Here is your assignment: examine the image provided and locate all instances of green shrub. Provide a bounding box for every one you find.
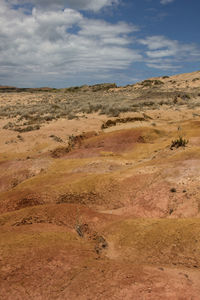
[153,80,164,85]
[170,136,188,150]
[141,80,152,87]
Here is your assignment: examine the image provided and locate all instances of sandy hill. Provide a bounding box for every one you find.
[0,71,200,299]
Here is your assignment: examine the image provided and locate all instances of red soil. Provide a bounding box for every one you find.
[1,110,200,299]
[65,129,145,158]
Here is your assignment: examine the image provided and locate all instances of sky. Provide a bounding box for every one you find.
[0,0,200,87]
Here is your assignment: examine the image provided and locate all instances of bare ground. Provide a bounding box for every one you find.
[1,71,200,299]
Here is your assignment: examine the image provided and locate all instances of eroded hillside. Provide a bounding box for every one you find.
[1,71,200,299]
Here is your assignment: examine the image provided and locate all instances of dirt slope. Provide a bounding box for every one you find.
[1,71,200,299]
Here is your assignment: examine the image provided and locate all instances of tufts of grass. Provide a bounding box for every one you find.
[49,135,64,143]
[1,80,197,132]
[170,136,188,150]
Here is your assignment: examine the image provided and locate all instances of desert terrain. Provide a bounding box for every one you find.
[1,71,200,299]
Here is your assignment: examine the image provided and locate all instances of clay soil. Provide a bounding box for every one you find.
[1,71,200,299]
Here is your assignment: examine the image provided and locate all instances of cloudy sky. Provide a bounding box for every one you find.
[0,0,200,87]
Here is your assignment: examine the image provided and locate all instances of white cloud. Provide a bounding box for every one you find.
[79,19,139,45]
[1,0,199,86]
[139,35,200,70]
[146,60,181,70]
[8,0,119,12]
[0,0,141,87]
[160,0,175,5]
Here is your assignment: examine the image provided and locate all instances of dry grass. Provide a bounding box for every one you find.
[104,218,200,267]
[0,84,198,133]
[0,74,200,132]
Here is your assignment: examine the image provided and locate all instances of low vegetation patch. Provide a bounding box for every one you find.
[51,131,97,158]
[170,136,188,150]
[141,79,164,87]
[49,135,64,143]
[101,116,149,129]
[0,78,198,132]
[3,122,40,132]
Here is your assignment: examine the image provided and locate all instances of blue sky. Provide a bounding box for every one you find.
[0,0,199,87]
